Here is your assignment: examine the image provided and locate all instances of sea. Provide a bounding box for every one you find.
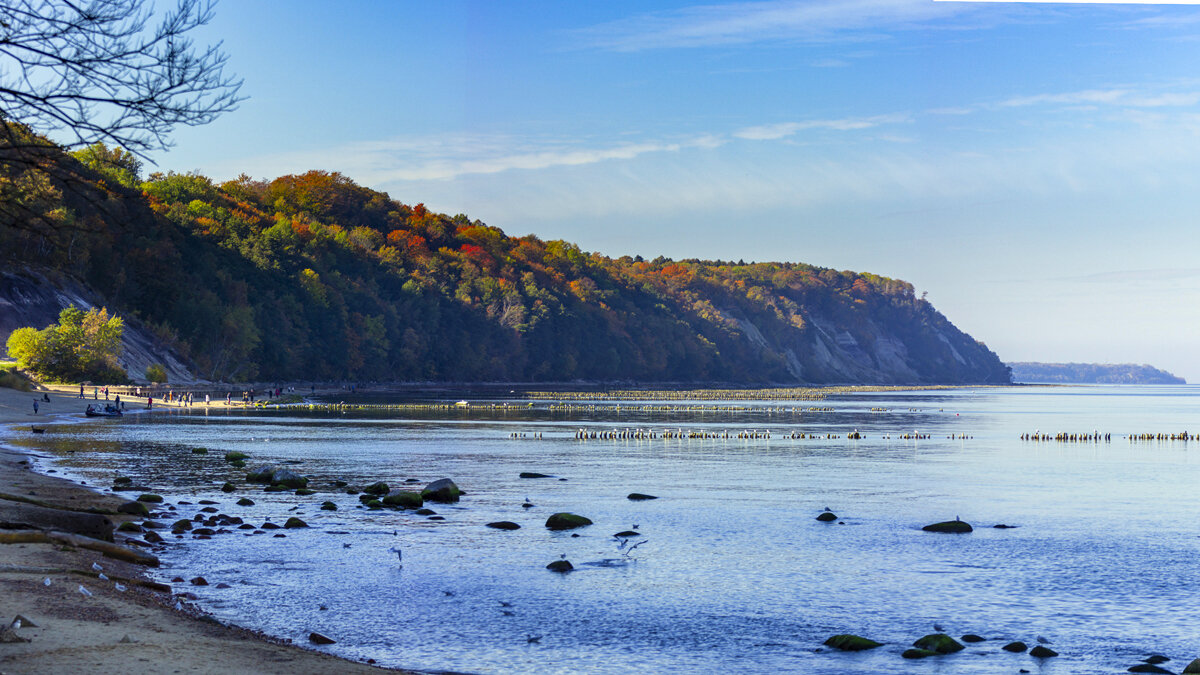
[8,384,1200,674]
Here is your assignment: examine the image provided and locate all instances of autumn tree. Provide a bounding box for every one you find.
[6,305,126,382]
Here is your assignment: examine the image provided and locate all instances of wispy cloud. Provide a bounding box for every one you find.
[732,114,905,140]
[571,0,977,51]
[997,88,1200,109]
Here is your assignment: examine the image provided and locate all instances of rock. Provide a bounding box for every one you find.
[627,493,657,501]
[236,497,255,506]
[363,482,390,496]
[0,501,116,541]
[427,515,445,521]
[117,521,143,532]
[486,521,521,530]
[200,506,219,513]
[545,513,593,530]
[171,518,194,531]
[960,634,985,643]
[117,500,150,517]
[1182,658,1200,673]
[816,512,837,522]
[224,451,249,462]
[415,508,436,516]
[10,614,37,628]
[198,500,218,505]
[261,522,280,530]
[421,478,461,503]
[137,493,164,503]
[546,560,573,572]
[823,634,884,651]
[1002,641,1028,653]
[901,649,940,659]
[1128,658,1176,667]
[193,528,215,535]
[0,626,30,643]
[245,465,278,483]
[270,469,308,489]
[284,517,308,529]
[263,485,290,492]
[333,480,348,488]
[320,501,338,511]
[309,631,336,645]
[219,483,236,494]
[192,448,208,454]
[1030,645,1058,658]
[519,472,552,478]
[992,524,1017,529]
[922,520,973,534]
[1145,655,1171,665]
[295,488,315,496]
[614,530,640,537]
[114,476,132,485]
[381,491,423,508]
[190,576,208,586]
[912,634,964,654]
[143,531,164,543]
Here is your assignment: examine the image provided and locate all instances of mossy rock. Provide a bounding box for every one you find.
[117,521,143,532]
[382,491,424,508]
[229,460,246,468]
[1001,641,1027,653]
[269,469,308,489]
[224,451,249,462]
[1030,645,1058,658]
[284,517,308,529]
[1181,658,1200,674]
[922,520,973,533]
[366,499,382,509]
[545,512,593,530]
[961,634,985,643]
[320,501,338,511]
[546,560,573,572]
[236,497,255,506]
[901,649,941,659]
[823,634,883,651]
[363,482,390,496]
[113,476,132,485]
[344,488,359,495]
[415,508,436,516]
[333,480,348,488]
[117,501,150,516]
[913,634,964,654]
[220,482,236,493]
[421,478,461,504]
[264,485,290,492]
[486,521,521,530]
[295,488,315,496]
[192,448,208,454]
[171,519,194,531]
[137,493,164,503]
[816,511,837,522]
[143,530,164,544]
[245,465,278,483]
[627,493,658,501]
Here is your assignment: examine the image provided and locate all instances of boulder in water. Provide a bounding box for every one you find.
[220,482,236,493]
[519,472,552,478]
[1002,641,1028,653]
[816,512,837,522]
[823,634,883,651]
[912,634,964,654]
[117,501,150,517]
[1129,665,1173,674]
[1181,658,1200,674]
[382,491,423,508]
[284,517,308,529]
[1030,645,1057,658]
[422,478,461,503]
[922,520,973,534]
[961,634,985,643]
[546,560,573,573]
[487,521,521,530]
[363,482,390,496]
[545,513,592,530]
[309,631,336,645]
[627,493,657,501]
[901,648,940,659]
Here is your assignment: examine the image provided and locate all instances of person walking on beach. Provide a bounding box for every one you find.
[79,383,84,398]
[146,396,153,409]
[32,399,38,415]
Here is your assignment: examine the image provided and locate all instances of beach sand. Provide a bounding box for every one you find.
[0,383,408,674]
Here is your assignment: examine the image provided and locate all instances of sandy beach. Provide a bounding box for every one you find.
[0,383,407,674]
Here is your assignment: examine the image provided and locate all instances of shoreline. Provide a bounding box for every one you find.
[0,384,410,674]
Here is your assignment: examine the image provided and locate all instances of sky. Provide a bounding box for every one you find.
[155,0,1200,381]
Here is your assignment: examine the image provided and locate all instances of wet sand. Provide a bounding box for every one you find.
[0,384,408,674]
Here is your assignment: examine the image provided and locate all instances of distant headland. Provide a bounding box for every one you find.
[1007,362,1186,385]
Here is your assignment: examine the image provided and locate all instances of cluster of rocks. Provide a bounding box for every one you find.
[822,632,1059,661]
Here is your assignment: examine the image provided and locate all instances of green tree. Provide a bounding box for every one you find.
[6,305,126,382]
[70,143,143,188]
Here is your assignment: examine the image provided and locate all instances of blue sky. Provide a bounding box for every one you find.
[159,0,1200,380]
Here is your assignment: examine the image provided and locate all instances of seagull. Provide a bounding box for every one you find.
[501,610,515,616]
[1037,636,1051,644]
[499,601,512,607]
[387,546,403,564]
[114,583,127,592]
[98,573,109,581]
[175,601,183,611]
[632,523,639,530]
[42,577,51,587]
[10,618,21,629]
[343,543,352,549]
[91,562,103,572]
[526,635,541,643]
[443,590,455,597]
[78,585,92,597]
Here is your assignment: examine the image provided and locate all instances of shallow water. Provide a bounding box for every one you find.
[10,385,1200,674]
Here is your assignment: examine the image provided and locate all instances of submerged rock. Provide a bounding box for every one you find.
[224,451,249,462]
[816,512,838,522]
[415,508,436,516]
[295,488,315,496]
[627,493,657,501]
[422,478,461,503]
[519,472,552,478]
[1002,641,1028,653]
[363,482,390,496]
[545,513,593,530]
[487,521,521,530]
[614,530,640,537]
[922,520,973,534]
[1030,645,1058,658]
[823,634,883,651]
[284,517,308,529]
[912,634,964,654]
[1129,665,1173,674]
[220,482,236,493]
[961,634,985,643]
[320,501,338,511]
[901,649,940,659]
[546,560,573,573]
[236,498,255,506]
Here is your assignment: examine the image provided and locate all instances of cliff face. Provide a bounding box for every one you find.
[0,269,196,383]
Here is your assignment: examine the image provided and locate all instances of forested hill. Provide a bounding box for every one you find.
[0,139,1010,385]
[1009,362,1185,385]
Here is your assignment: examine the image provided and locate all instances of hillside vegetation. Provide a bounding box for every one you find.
[0,137,1010,385]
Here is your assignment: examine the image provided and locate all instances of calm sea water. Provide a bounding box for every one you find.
[9,385,1200,674]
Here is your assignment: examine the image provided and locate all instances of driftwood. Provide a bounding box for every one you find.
[0,500,114,541]
[0,530,158,566]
